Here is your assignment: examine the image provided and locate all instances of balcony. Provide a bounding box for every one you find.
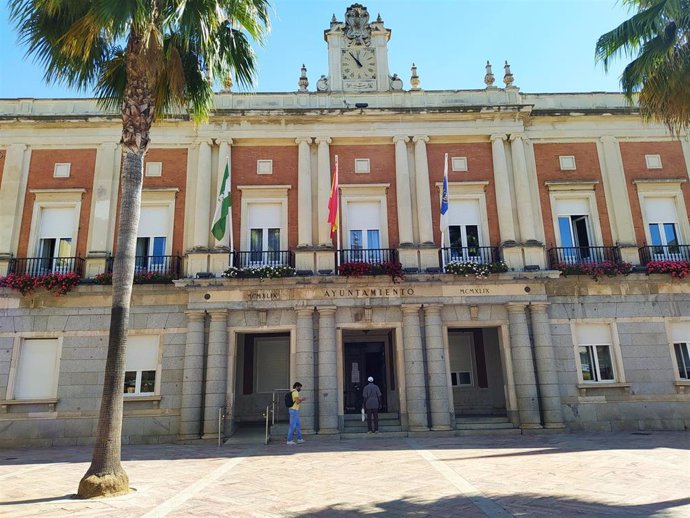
[106,255,182,281]
[439,246,500,270]
[548,246,622,269]
[639,244,690,265]
[337,248,398,266]
[9,256,85,277]
[233,250,294,268]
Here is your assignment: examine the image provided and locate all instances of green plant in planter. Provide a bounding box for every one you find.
[646,260,690,279]
[445,261,507,279]
[93,271,176,285]
[555,260,633,281]
[222,265,296,279]
[337,261,404,283]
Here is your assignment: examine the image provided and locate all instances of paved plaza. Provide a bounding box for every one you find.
[0,432,689,517]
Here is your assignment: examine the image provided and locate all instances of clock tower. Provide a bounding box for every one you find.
[324,4,393,92]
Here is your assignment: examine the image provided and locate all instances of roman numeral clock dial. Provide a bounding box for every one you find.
[342,48,376,80]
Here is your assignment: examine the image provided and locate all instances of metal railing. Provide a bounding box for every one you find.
[548,246,621,268]
[106,255,181,278]
[8,256,85,277]
[233,250,294,268]
[639,244,690,265]
[337,247,398,265]
[439,246,500,268]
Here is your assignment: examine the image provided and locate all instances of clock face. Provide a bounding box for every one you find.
[342,48,376,80]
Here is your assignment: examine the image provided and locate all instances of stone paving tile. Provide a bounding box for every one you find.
[0,432,688,517]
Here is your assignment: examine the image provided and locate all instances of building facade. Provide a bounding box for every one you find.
[1,4,690,446]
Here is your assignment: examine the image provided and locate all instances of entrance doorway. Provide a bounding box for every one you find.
[343,341,388,414]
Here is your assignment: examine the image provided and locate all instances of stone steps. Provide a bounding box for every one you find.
[455,415,518,434]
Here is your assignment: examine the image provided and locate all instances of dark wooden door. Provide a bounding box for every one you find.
[343,342,386,413]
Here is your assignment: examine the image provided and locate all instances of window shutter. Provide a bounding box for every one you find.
[14,339,60,399]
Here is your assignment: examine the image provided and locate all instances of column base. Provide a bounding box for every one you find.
[544,422,566,429]
[186,251,210,277]
[317,428,339,435]
[209,249,231,275]
[408,426,430,432]
[315,249,336,274]
[430,425,452,431]
[619,245,641,266]
[520,423,544,430]
[501,245,524,271]
[201,433,221,440]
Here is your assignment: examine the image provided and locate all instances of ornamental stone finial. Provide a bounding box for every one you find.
[221,74,232,92]
[410,63,420,90]
[484,60,495,88]
[503,60,514,87]
[298,64,309,92]
[376,14,383,23]
[316,74,329,92]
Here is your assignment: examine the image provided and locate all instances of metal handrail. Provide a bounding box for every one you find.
[548,246,621,268]
[234,250,294,268]
[439,246,499,267]
[639,244,690,265]
[9,256,85,277]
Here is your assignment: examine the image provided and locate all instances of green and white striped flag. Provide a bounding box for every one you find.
[211,160,231,241]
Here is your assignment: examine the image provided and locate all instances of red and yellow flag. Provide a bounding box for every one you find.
[327,156,339,239]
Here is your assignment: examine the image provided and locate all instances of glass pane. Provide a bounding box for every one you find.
[675,343,690,379]
[38,239,55,274]
[664,223,679,254]
[466,226,479,257]
[558,217,575,262]
[573,216,591,258]
[124,371,137,393]
[596,345,615,381]
[250,228,263,262]
[649,224,663,254]
[350,230,363,261]
[451,372,458,386]
[151,237,166,268]
[449,226,462,261]
[140,371,156,393]
[367,230,381,262]
[57,238,72,258]
[579,346,594,381]
[135,238,148,270]
[458,372,472,385]
[267,228,280,251]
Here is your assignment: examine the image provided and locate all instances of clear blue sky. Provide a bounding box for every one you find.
[0,0,633,98]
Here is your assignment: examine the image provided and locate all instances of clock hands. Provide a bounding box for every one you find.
[349,51,363,67]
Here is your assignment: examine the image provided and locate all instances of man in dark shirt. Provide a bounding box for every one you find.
[362,376,382,433]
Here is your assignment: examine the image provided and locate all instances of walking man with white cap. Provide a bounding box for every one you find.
[362,376,382,433]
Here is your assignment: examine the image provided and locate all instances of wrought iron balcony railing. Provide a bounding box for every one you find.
[337,248,398,266]
[548,246,621,268]
[639,244,690,265]
[439,246,500,269]
[9,256,85,277]
[233,250,294,269]
[106,255,181,278]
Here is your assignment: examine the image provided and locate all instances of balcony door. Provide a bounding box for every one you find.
[137,205,171,272]
[644,197,681,260]
[247,203,282,266]
[555,198,594,263]
[347,201,382,262]
[35,206,76,274]
[447,198,482,262]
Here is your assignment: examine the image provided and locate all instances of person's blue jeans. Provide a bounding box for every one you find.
[287,408,302,441]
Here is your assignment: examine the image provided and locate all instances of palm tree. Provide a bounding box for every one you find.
[596,0,690,133]
[9,0,270,499]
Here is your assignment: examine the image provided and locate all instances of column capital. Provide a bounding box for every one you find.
[209,309,228,321]
[412,135,429,144]
[401,303,422,314]
[296,307,315,317]
[506,301,528,313]
[509,133,527,142]
[490,133,507,142]
[185,310,206,322]
[530,302,550,313]
[314,136,332,145]
[97,142,118,151]
[194,138,214,148]
[599,135,617,144]
[217,138,234,147]
[393,135,410,144]
[295,136,313,146]
[423,304,442,315]
[317,305,337,315]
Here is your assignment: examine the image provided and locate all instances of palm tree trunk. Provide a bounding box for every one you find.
[78,28,153,499]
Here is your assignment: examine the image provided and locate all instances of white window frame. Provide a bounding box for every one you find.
[340,184,390,249]
[53,163,71,178]
[571,321,625,385]
[451,156,468,172]
[547,183,604,249]
[256,159,273,175]
[635,181,689,251]
[354,158,370,174]
[138,189,177,260]
[666,320,690,381]
[559,155,577,171]
[435,181,490,248]
[645,154,662,170]
[238,185,290,257]
[124,334,163,397]
[145,161,163,177]
[5,336,63,401]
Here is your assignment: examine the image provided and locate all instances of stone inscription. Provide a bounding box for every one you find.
[246,290,280,301]
[323,287,416,298]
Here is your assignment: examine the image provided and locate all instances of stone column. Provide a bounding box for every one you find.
[193,139,213,249]
[203,310,229,438]
[530,303,565,428]
[296,307,316,434]
[413,136,434,244]
[296,137,314,247]
[394,136,414,245]
[317,306,338,434]
[402,304,429,431]
[179,311,206,439]
[491,134,516,244]
[423,304,451,430]
[510,134,537,243]
[598,136,638,263]
[0,144,29,268]
[506,302,542,428]
[315,137,332,246]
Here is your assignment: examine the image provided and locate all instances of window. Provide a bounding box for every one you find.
[256,159,273,175]
[347,200,382,262]
[247,203,282,265]
[673,343,690,379]
[34,206,77,274]
[553,197,596,263]
[451,156,468,172]
[145,162,162,177]
[447,199,482,262]
[451,371,472,386]
[53,163,71,178]
[124,335,160,395]
[136,205,171,272]
[643,197,681,259]
[574,323,621,384]
[645,154,662,170]
[354,158,370,174]
[12,339,61,399]
[559,155,576,171]
[448,332,475,388]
